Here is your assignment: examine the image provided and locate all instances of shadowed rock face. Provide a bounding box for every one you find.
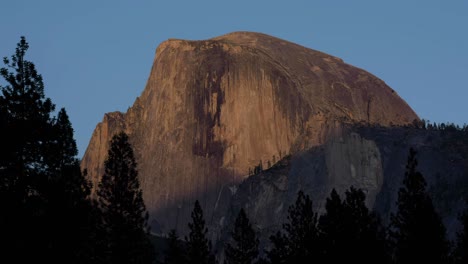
[219,126,468,248]
[81,32,418,234]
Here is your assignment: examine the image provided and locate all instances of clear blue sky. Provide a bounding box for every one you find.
[1,0,467,157]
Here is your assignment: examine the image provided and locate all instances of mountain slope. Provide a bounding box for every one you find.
[81,31,418,233]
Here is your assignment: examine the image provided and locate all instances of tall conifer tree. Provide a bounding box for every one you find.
[164,229,186,264]
[97,132,155,264]
[318,189,346,262]
[0,36,56,262]
[267,191,320,264]
[0,36,55,188]
[186,200,215,264]
[390,148,449,264]
[225,208,259,264]
[43,108,96,262]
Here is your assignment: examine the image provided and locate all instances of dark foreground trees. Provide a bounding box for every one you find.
[0,36,459,264]
[390,148,449,264]
[225,208,259,264]
[164,229,186,264]
[97,132,155,264]
[0,36,95,263]
[267,191,319,264]
[186,200,216,264]
[0,37,156,263]
[319,187,388,263]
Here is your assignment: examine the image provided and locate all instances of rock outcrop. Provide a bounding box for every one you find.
[216,126,468,248]
[81,32,419,234]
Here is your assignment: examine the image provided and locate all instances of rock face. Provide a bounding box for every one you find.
[217,126,468,248]
[81,32,418,233]
[212,130,386,246]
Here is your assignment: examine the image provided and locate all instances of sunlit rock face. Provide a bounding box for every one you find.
[81,32,418,234]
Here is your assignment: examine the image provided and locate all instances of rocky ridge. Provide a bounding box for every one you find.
[81,31,419,234]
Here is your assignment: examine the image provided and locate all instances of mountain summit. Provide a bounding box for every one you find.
[81,32,418,233]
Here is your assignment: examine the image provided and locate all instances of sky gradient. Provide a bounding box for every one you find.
[1,0,467,157]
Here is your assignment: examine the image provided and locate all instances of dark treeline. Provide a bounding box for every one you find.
[2,37,468,264]
[0,37,154,263]
[159,126,468,262]
[163,147,468,264]
[416,119,468,132]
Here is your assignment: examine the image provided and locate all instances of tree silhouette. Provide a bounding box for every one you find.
[97,132,155,264]
[41,108,98,262]
[0,36,54,199]
[390,148,449,264]
[0,36,55,191]
[267,191,320,263]
[267,231,290,264]
[46,108,81,168]
[318,189,345,262]
[341,187,388,263]
[186,200,215,264]
[0,36,109,263]
[225,208,259,264]
[0,36,92,262]
[318,187,389,263]
[164,229,186,264]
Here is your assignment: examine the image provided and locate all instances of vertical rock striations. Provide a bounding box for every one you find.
[81,32,418,233]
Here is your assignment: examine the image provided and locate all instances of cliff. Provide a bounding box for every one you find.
[81,31,419,233]
[215,126,468,248]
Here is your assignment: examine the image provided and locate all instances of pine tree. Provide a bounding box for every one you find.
[267,231,289,264]
[97,132,155,264]
[43,108,90,201]
[186,200,215,264]
[318,189,346,262]
[225,208,259,264]
[42,108,97,262]
[0,36,100,263]
[0,36,56,262]
[46,108,80,169]
[318,188,389,263]
[390,148,449,264]
[267,191,320,264]
[342,187,388,263]
[164,229,186,264]
[0,36,55,189]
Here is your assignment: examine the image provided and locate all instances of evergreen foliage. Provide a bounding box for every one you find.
[319,188,388,263]
[225,208,259,264]
[97,132,155,264]
[164,229,186,264]
[0,36,95,262]
[186,200,216,264]
[390,148,449,264]
[1,36,464,263]
[41,108,97,263]
[342,187,388,263]
[0,36,55,204]
[267,191,319,263]
[318,189,346,262]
